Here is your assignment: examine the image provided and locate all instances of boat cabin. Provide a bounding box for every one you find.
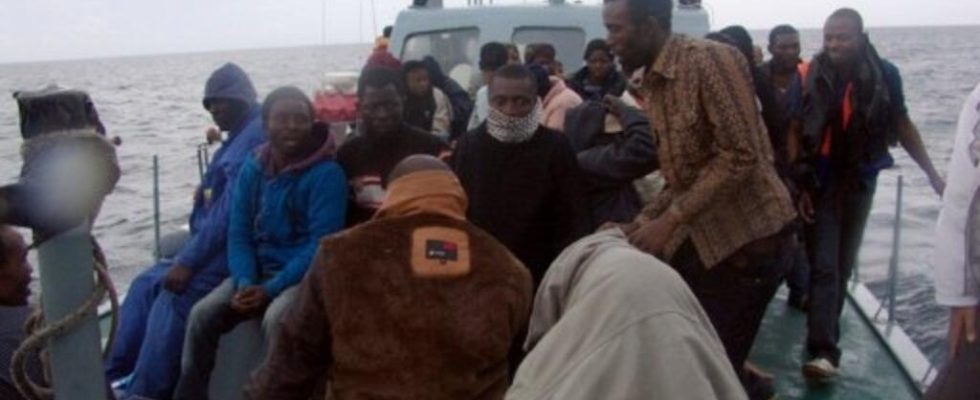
[389,0,710,91]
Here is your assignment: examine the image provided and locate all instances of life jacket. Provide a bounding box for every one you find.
[797,61,856,158]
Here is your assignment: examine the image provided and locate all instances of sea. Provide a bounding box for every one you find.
[0,25,978,368]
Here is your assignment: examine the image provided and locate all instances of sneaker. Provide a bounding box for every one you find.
[802,357,838,381]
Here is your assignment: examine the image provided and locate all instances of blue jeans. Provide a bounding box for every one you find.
[805,181,876,365]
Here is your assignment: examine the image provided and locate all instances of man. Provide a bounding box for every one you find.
[794,8,946,380]
[467,42,511,130]
[452,64,590,286]
[603,1,797,398]
[927,82,980,400]
[507,228,747,400]
[245,155,532,400]
[338,67,449,226]
[105,62,266,399]
[0,227,43,400]
[173,87,348,399]
[761,23,810,310]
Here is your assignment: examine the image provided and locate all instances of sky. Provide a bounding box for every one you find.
[1,0,977,64]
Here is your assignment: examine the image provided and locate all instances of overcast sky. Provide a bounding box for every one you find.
[2,0,976,64]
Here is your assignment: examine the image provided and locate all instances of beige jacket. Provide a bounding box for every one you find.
[507,228,747,400]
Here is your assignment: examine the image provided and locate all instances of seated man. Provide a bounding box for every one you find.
[337,67,449,226]
[0,227,44,400]
[452,64,590,286]
[105,62,267,399]
[173,86,348,399]
[507,228,747,400]
[245,155,532,400]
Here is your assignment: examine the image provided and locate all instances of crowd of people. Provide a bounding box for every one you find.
[1,0,978,399]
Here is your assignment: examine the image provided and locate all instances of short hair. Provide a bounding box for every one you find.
[479,42,510,72]
[768,24,799,45]
[383,25,393,38]
[719,25,755,66]
[261,86,313,122]
[828,8,865,33]
[402,60,428,76]
[491,64,538,97]
[604,0,673,32]
[357,67,407,99]
[583,39,613,61]
[529,43,556,61]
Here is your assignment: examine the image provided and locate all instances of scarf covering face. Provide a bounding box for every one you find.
[486,100,542,144]
[375,170,468,221]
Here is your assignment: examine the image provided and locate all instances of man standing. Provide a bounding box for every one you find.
[795,8,946,380]
[452,64,590,286]
[245,156,532,400]
[762,24,804,112]
[337,67,449,226]
[105,62,266,399]
[603,1,796,398]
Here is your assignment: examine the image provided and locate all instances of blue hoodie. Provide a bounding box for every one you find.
[173,63,266,286]
[227,136,347,297]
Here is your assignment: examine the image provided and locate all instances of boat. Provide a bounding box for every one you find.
[77,1,936,399]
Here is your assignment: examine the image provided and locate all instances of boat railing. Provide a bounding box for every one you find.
[848,174,937,393]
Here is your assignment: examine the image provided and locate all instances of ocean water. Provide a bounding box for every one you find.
[0,25,978,368]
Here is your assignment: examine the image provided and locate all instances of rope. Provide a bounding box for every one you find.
[10,246,119,400]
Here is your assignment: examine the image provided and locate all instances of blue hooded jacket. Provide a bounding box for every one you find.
[227,137,347,297]
[173,63,266,285]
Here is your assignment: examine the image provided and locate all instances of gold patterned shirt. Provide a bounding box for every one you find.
[635,35,796,268]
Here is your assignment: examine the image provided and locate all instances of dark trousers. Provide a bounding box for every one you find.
[786,238,811,304]
[805,182,876,365]
[668,231,793,375]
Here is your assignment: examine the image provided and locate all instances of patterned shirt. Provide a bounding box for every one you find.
[634,35,796,268]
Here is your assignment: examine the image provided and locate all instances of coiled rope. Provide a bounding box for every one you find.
[10,241,119,400]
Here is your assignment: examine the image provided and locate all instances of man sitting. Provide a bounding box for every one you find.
[173,86,347,399]
[245,155,532,400]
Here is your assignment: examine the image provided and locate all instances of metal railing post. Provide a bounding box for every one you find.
[153,155,161,262]
[886,175,904,326]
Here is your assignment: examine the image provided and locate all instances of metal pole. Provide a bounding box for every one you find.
[153,155,161,262]
[37,225,107,399]
[886,175,904,326]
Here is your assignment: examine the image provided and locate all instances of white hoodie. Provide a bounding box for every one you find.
[507,228,746,400]
[934,83,980,307]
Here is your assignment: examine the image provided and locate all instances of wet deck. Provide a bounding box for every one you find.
[749,287,923,400]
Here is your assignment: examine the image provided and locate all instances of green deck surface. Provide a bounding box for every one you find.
[749,289,921,400]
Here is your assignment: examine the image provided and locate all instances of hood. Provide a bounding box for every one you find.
[256,123,338,176]
[203,62,258,108]
[375,170,468,221]
[421,56,449,86]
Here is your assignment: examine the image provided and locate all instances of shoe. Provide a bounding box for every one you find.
[802,357,837,381]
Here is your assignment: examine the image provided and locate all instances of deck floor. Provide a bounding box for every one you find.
[749,288,921,400]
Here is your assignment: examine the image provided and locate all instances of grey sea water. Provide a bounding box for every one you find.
[0,25,977,368]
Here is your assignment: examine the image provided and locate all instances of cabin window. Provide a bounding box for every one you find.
[401,28,481,92]
[512,27,587,72]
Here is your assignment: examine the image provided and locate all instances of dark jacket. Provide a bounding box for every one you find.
[422,56,474,141]
[565,101,658,226]
[566,67,627,102]
[452,124,591,285]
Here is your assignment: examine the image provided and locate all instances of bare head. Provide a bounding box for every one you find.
[0,226,31,306]
[602,0,673,74]
[823,8,866,69]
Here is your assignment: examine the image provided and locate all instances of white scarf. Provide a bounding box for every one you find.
[486,100,542,143]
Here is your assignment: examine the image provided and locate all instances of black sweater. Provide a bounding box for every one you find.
[451,124,591,285]
[337,125,448,226]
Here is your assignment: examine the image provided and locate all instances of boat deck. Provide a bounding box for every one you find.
[749,288,922,400]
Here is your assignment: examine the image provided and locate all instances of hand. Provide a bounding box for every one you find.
[797,192,815,224]
[930,175,946,197]
[232,286,271,316]
[948,306,977,360]
[163,264,193,294]
[602,95,628,118]
[205,127,222,145]
[627,212,680,256]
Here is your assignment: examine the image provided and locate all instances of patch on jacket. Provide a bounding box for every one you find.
[411,226,470,278]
